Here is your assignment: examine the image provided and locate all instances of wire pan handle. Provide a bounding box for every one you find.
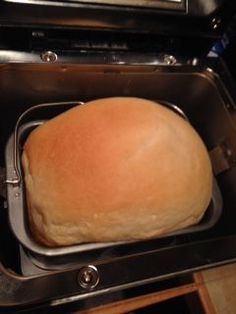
[157,100,189,122]
[5,99,187,186]
[5,101,84,185]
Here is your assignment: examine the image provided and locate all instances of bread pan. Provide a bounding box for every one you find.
[5,100,222,270]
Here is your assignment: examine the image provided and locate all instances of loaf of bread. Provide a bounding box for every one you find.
[22,97,212,247]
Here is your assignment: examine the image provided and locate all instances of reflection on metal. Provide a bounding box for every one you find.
[1,58,236,309]
[78,265,100,289]
[0,50,188,65]
[211,17,222,30]
[41,51,58,63]
[164,55,177,65]
[210,141,236,175]
[3,0,183,9]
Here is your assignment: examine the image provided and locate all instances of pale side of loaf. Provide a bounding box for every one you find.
[22,97,212,247]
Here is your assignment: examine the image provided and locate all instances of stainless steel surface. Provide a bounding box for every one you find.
[3,0,184,10]
[75,0,182,2]
[0,237,236,308]
[43,0,183,9]
[0,0,235,309]
[0,50,187,65]
[209,141,236,175]
[0,0,230,44]
[1,57,236,307]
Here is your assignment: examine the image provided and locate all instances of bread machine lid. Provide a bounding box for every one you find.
[0,0,235,57]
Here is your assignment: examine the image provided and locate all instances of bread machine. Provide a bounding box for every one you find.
[1,0,236,312]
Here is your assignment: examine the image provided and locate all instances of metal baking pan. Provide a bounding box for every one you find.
[5,101,223,270]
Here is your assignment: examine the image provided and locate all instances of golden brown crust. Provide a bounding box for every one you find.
[22,97,212,247]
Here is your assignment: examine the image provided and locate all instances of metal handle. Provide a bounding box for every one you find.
[5,101,84,186]
[157,100,189,122]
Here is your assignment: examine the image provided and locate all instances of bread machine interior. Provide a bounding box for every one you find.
[2,59,236,269]
[0,0,236,311]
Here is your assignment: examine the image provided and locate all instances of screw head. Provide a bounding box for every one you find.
[164,55,177,65]
[77,265,99,289]
[41,51,57,63]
